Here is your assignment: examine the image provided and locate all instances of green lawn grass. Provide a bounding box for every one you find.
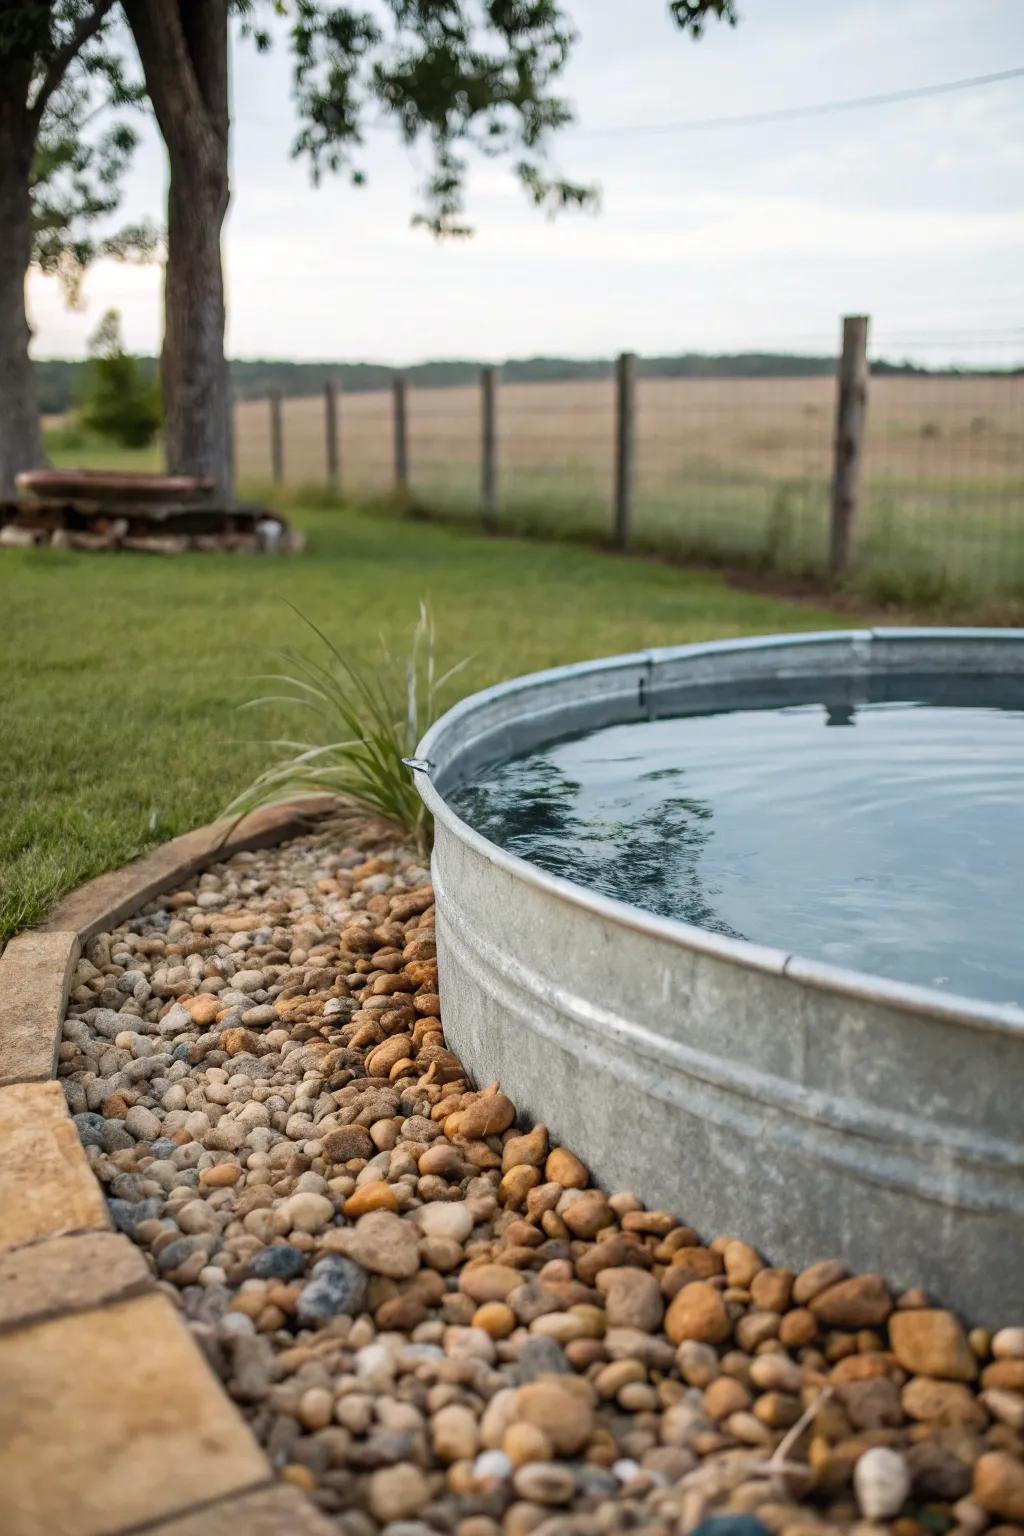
[408,467,1024,615]
[42,424,1024,615]
[0,499,850,942]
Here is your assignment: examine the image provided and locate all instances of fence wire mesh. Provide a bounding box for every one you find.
[233,329,1024,611]
[857,336,1023,605]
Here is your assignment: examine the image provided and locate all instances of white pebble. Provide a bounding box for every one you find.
[219,1311,256,1338]
[415,1202,473,1243]
[993,1327,1024,1360]
[354,1343,394,1377]
[473,1450,512,1483]
[854,1447,911,1520]
[283,1191,334,1233]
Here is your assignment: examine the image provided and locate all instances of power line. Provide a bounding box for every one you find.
[233,64,1023,141]
[573,65,1024,138]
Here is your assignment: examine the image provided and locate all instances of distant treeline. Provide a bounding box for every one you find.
[36,351,1022,415]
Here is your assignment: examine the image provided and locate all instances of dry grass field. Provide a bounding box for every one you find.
[233,372,1024,606]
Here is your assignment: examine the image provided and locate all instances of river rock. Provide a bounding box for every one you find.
[367,1463,431,1522]
[502,1124,548,1170]
[249,1244,308,1281]
[973,1450,1024,1520]
[296,1256,369,1324]
[512,1462,576,1505]
[853,1445,911,1519]
[431,1403,480,1463]
[889,1308,978,1380]
[124,1104,162,1140]
[460,1264,521,1303]
[417,1201,474,1243]
[665,1281,731,1345]
[322,1125,375,1162]
[513,1376,594,1455]
[108,1197,164,1235]
[458,1092,516,1139]
[561,1190,613,1238]
[596,1266,664,1332]
[810,1272,892,1328]
[901,1376,988,1427]
[509,1338,572,1384]
[545,1147,588,1188]
[333,1210,420,1278]
[283,1191,335,1233]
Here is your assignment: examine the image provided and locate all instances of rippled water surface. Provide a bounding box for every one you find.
[450,684,1024,1006]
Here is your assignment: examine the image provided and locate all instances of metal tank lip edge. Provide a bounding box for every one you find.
[414,626,1024,1043]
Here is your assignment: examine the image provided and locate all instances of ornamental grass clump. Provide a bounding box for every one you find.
[228,605,468,855]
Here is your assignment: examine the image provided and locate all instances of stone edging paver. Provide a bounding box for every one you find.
[0,799,340,1536]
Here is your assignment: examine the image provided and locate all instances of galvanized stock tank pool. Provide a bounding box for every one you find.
[410,630,1024,1324]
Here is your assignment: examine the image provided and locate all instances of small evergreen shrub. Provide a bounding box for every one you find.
[79,309,161,448]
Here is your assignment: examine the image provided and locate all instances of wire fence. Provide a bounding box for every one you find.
[236,324,1024,611]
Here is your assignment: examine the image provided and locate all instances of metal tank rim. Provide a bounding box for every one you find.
[412,625,1024,1041]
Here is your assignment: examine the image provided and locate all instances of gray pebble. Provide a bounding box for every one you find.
[158,1004,192,1036]
[125,1104,161,1140]
[230,1332,276,1402]
[73,1112,105,1147]
[109,1197,164,1234]
[241,1004,276,1027]
[101,1121,135,1152]
[109,1172,147,1202]
[577,1467,622,1497]
[157,1234,212,1271]
[87,1009,126,1040]
[509,1336,571,1383]
[296,1255,368,1325]
[249,1244,308,1281]
[346,1432,417,1470]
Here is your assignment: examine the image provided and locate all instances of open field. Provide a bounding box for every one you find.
[227,372,1023,608]
[0,501,848,943]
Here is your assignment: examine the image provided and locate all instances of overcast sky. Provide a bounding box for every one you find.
[28,0,1024,366]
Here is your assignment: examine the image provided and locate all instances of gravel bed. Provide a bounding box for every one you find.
[59,819,1024,1536]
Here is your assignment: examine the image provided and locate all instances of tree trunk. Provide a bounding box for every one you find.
[162,146,231,498]
[0,112,45,499]
[126,0,232,501]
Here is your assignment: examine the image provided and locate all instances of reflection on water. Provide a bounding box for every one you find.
[456,759,739,937]
[449,685,1024,1007]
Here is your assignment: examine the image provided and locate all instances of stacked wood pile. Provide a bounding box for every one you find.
[0,469,304,555]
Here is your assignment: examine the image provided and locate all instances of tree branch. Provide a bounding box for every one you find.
[29,0,118,127]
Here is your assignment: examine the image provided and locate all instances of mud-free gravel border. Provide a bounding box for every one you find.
[3,802,1023,1536]
[0,799,338,1536]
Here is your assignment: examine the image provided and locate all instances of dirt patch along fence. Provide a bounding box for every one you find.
[235,319,1024,613]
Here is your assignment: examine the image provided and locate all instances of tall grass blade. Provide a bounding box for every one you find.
[227,605,469,855]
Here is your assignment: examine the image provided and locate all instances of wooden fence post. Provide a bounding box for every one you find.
[393,373,409,494]
[613,352,637,549]
[324,378,340,492]
[481,365,498,529]
[269,389,284,486]
[830,315,869,575]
